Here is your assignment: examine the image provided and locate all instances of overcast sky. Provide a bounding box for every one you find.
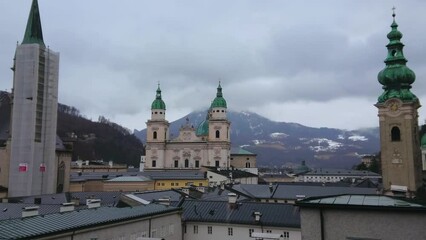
[1,1,425,131]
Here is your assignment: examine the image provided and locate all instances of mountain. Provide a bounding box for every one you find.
[134,111,380,169]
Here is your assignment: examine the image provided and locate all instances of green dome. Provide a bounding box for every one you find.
[151,85,166,110]
[210,83,227,108]
[196,118,209,136]
[377,13,417,103]
[421,134,426,148]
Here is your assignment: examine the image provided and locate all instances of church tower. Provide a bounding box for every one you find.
[145,85,169,169]
[208,82,231,168]
[376,11,422,196]
[9,0,60,196]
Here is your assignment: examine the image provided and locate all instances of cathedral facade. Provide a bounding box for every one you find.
[144,83,231,170]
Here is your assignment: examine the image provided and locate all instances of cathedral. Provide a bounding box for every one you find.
[144,83,232,170]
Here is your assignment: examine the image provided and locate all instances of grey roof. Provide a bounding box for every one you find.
[304,169,380,177]
[181,200,300,228]
[210,169,258,179]
[272,185,378,200]
[107,176,152,182]
[0,204,180,239]
[0,203,61,220]
[69,191,122,206]
[297,194,426,211]
[199,187,249,201]
[132,190,183,202]
[70,170,206,182]
[7,193,68,205]
[231,184,276,199]
[230,184,377,200]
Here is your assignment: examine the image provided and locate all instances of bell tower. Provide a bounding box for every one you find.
[208,82,231,168]
[375,10,422,196]
[145,84,169,169]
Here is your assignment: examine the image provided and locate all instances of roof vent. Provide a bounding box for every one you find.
[22,206,39,218]
[87,199,101,209]
[158,197,171,206]
[60,202,75,213]
[253,211,262,222]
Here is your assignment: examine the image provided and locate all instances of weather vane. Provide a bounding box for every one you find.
[392,6,396,19]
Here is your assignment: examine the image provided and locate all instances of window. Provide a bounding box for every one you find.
[215,161,220,167]
[249,229,254,237]
[151,229,157,238]
[215,130,220,138]
[195,160,199,168]
[176,182,179,186]
[161,183,165,186]
[171,183,174,186]
[152,160,156,167]
[199,183,203,186]
[228,227,233,236]
[193,225,198,234]
[246,162,251,168]
[391,126,401,141]
[185,159,189,168]
[266,230,272,233]
[174,160,178,168]
[153,131,157,139]
[283,231,290,239]
[208,226,212,234]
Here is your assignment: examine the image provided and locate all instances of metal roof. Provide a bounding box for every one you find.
[297,194,426,211]
[230,147,256,155]
[106,176,152,182]
[230,184,377,200]
[303,169,380,177]
[181,200,300,228]
[0,204,180,239]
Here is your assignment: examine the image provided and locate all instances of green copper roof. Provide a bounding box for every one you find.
[377,12,417,103]
[22,0,45,46]
[210,82,227,108]
[196,114,209,136]
[151,85,166,110]
[421,134,426,148]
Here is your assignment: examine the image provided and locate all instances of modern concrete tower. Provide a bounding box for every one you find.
[8,0,60,197]
[376,11,422,196]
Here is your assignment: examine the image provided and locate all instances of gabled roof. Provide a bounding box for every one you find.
[181,200,300,228]
[0,204,180,239]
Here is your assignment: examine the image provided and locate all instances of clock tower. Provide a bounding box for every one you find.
[376,11,422,196]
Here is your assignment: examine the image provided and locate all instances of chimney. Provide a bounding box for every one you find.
[22,206,39,218]
[253,211,262,222]
[228,193,237,204]
[182,188,189,195]
[269,182,273,193]
[87,199,101,209]
[60,202,75,213]
[109,161,113,167]
[85,160,89,166]
[71,197,80,206]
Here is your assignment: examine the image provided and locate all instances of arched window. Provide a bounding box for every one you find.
[153,131,157,140]
[185,159,189,168]
[391,126,401,141]
[215,130,220,139]
[246,162,251,168]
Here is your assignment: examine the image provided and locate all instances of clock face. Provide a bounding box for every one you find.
[390,102,399,112]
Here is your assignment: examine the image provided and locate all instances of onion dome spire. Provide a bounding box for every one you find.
[22,0,45,46]
[377,8,417,103]
[151,83,166,110]
[210,82,227,108]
